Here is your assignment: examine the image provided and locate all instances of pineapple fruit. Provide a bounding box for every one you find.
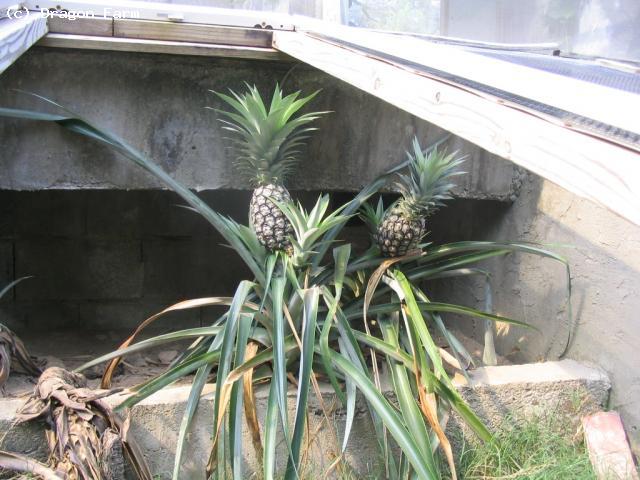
[375,137,464,257]
[214,85,324,252]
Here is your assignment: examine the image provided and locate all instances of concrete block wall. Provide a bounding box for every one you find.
[0,189,503,335]
[0,190,256,334]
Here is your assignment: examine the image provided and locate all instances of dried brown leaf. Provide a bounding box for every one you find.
[7,367,152,480]
[242,342,263,460]
[0,450,64,480]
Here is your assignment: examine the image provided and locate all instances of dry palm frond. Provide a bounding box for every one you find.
[0,450,63,479]
[0,323,41,388]
[0,278,41,388]
[13,367,152,480]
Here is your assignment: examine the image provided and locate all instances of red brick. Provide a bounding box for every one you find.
[583,411,639,480]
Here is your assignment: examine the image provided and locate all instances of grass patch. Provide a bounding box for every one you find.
[456,413,596,480]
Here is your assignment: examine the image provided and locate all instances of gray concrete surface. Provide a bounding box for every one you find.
[0,360,610,479]
[487,173,640,454]
[0,48,521,199]
[433,171,640,454]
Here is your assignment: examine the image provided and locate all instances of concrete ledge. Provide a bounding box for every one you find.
[450,359,611,447]
[0,360,610,479]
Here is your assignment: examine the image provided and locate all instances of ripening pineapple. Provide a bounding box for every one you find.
[213,85,325,252]
[374,138,464,257]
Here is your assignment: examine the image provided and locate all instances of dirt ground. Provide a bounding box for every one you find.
[2,327,511,400]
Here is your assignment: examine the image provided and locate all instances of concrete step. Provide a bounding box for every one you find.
[0,359,610,479]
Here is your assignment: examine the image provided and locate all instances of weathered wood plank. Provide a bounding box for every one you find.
[0,13,48,74]
[47,16,113,36]
[272,30,640,225]
[297,24,640,135]
[38,33,291,61]
[114,19,272,47]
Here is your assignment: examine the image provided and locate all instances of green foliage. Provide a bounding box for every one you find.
[394,138,465,218]
[0,95,573,480]
[212,84,327,186]
[456,413,596,480]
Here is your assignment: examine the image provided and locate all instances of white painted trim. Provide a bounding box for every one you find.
[23,0,296,29]
[0,12,48,73]
[272,30,640,225]
[39,32,289,61]
[0,0,22,10]
[296,24,640,136]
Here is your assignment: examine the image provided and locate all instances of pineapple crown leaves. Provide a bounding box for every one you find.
[272,194,352,267]
[395,137,466,217]
[210,83,328,186]
[359,197,385,233]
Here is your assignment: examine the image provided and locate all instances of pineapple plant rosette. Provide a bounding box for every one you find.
[212,85,326,252]
[373,138,465,257]
[0,93,574,480]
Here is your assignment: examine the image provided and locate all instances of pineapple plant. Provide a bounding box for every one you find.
[374,137,464,257]
[213,84,325,252]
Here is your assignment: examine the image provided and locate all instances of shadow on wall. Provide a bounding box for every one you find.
[432,171,640,452]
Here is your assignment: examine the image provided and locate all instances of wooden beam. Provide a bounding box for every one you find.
[38,33,291,61]
[113,18,272,48]
[272,30,640,225]
[47,16,113,36]
[0,13,48,74]
[297,25,640,136]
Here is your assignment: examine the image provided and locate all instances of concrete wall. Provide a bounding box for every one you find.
[0,46,638,455]
[0,47,519,335]
[0,47,520,199]
[437,172,640,453]
[0,190,255,334]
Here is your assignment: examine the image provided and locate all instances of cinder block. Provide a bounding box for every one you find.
[15,239,143,300]
[10,191,86,238]
[77,300,201,332]
[0,241,13,295]
[142,238,250,300]
[1,301,80,333]
[85,191,143,238]
[0,360,611,479]
[0,191,15,240]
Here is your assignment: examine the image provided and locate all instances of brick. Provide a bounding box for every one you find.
[583,411,639,480]
[15,239,143,300]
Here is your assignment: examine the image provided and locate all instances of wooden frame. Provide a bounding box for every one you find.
[113,19,272,47]
[39,32,289,60]
[42,17,290,60]
[272,30,640,225]
[24,0,295,29]
[295,24,640,136]
[0,12,48,74]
